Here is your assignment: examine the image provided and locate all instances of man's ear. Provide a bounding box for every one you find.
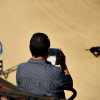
[47,47,50,57]
[48,47,50,54]
[48,47,50,52]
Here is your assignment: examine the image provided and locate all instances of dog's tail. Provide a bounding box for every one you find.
[85,49,90,51]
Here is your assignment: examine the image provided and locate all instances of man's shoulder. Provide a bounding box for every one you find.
[49,64,62,73]
[18,62,26,66]
[17,62,27,69]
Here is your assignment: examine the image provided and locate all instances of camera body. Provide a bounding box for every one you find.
[49,48,59,56]
[48,48,59,65]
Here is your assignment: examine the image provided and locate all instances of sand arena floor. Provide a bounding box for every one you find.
[0,0,100,100]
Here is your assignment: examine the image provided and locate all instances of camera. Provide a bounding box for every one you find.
[49,48,59,56]
[48,48,59,65]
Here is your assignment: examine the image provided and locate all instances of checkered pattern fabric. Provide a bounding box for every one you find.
[16,58,70,99]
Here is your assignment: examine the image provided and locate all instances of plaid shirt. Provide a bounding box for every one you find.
[16,58,71,99]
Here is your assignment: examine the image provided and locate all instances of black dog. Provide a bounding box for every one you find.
[86,46,100,57]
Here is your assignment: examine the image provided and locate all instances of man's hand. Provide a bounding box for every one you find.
[56,49,73,87]
[56,49,67,70]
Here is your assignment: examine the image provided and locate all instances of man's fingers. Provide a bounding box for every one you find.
[59,49,65,57]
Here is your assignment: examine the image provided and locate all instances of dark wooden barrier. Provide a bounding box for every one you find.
[0,89,55,100]
[0,84,77,100]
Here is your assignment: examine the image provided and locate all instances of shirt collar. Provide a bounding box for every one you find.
[28,58,51,64]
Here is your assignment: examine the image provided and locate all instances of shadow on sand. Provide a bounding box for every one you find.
[0,65,18,79]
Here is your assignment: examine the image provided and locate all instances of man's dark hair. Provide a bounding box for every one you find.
[30,32,50,57]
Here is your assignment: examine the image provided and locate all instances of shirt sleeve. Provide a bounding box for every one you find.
[59,69,72,90]
[16,66,20,87]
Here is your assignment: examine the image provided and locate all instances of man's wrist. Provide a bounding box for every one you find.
[60,64,67,70]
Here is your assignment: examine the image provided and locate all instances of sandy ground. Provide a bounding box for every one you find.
[0,0,100,99]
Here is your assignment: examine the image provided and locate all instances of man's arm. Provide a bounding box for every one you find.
[56,49,73,87]
[61,64,73,88]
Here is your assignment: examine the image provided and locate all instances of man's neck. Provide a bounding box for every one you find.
[32,56,46,60]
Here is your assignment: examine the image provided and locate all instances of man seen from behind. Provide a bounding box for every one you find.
[16,32,73,99]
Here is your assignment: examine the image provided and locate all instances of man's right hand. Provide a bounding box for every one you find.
[56,49,67,70]
[56,49,73,87]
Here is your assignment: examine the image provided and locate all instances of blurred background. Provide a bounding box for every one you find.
[0,0,100,99]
